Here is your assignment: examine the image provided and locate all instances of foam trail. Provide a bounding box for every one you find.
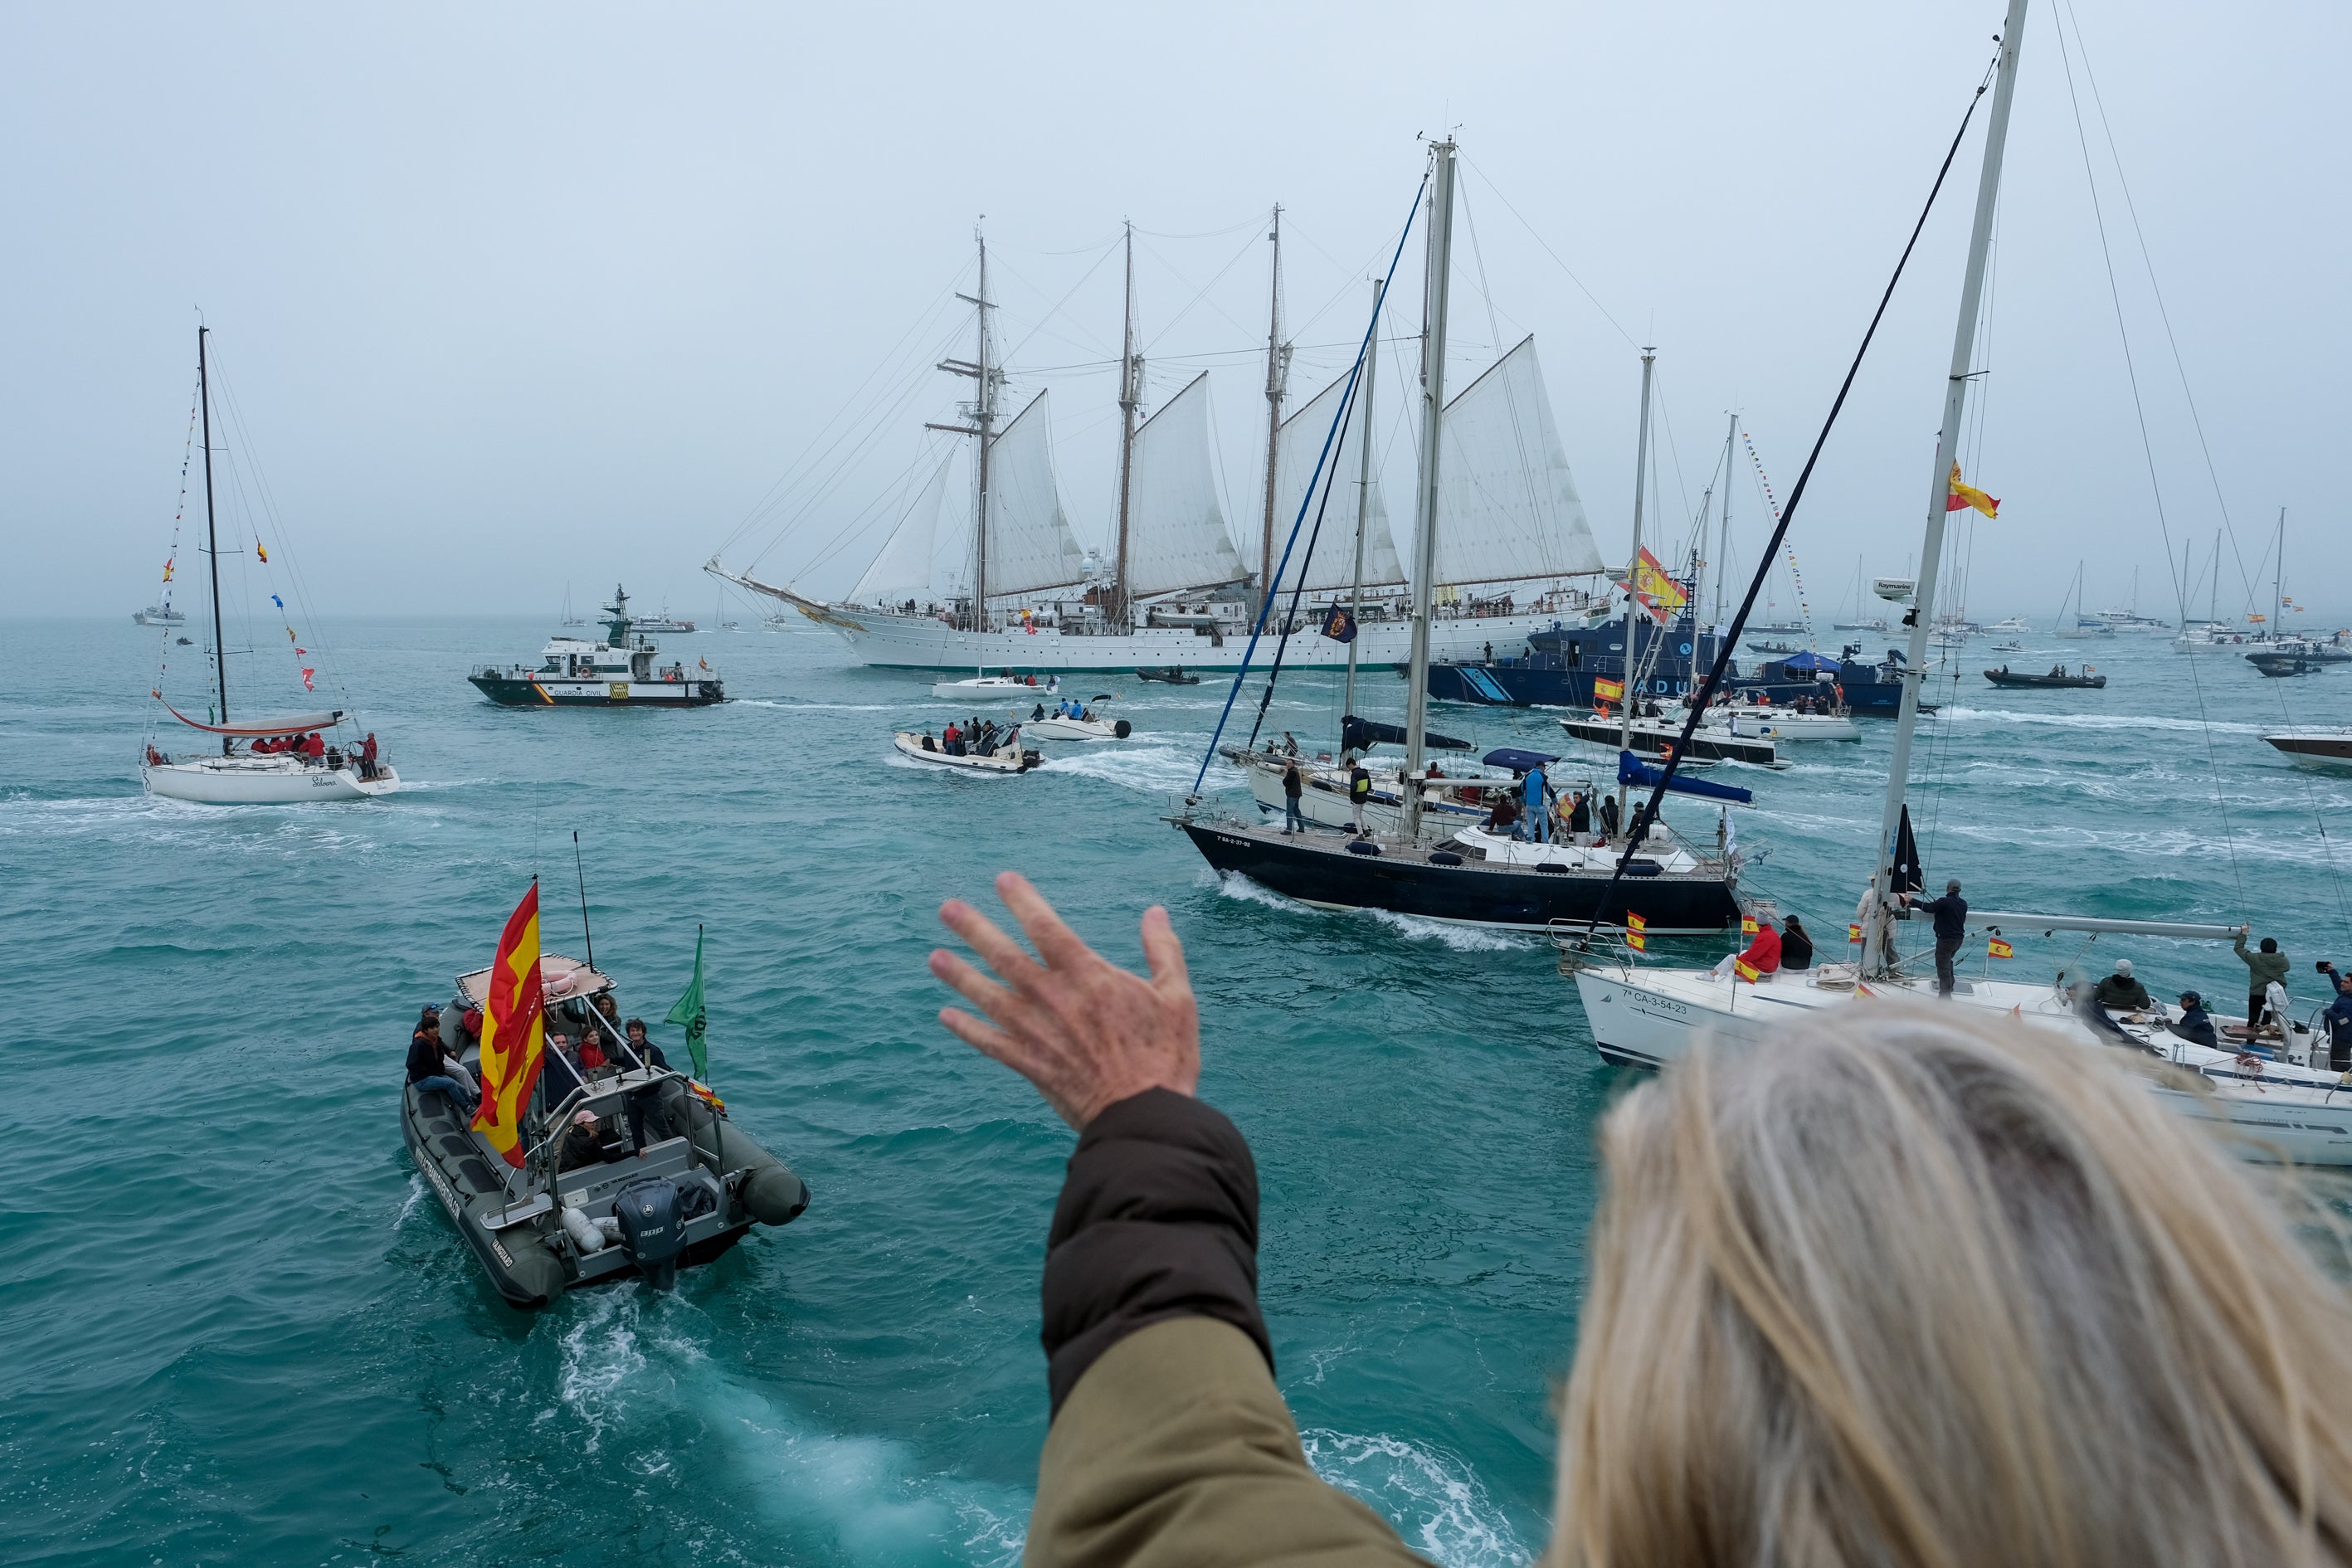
[1301,1428,1531,1568]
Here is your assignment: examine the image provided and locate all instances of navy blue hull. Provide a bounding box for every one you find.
[1413,617,1913,713]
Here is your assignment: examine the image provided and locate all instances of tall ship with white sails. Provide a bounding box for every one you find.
[709,217,1612,671]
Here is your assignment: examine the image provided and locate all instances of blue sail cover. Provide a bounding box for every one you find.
[1778,650,1843,673]
[1481,747,1560,772]
[1341,715,1473,753]
[1617,750,1753,804]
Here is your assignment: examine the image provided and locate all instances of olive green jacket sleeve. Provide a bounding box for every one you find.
[1027,1317,1434,1568]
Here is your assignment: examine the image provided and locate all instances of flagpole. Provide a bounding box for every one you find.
[572,830,596,974]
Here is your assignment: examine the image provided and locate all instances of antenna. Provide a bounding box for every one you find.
[572,830,596,972]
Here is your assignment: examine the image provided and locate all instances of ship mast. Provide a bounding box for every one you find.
[198,324,230,753]
[1113,221,1141,630]
[929,225,1001,632]
[1342,276,1381,724]
[1862,0,2029,977]
[1614,348,1657,831]
[1714,412,1737,626]
[1400,144,1457,843]
[1257,205,1288,611]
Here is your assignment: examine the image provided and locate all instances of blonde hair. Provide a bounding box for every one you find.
[1556,1005,2352,1568]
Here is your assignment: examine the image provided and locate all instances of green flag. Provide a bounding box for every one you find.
[665,927,709,1079]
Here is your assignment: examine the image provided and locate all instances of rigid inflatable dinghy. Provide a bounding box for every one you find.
[402,952,807,1307]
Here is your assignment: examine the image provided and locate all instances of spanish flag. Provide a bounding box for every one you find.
[1848,923,1863,942]
[1733,957,1761,984]
[1594,676,1625,703]
[1626,931,1647,952]
[472,882,549,1168]
[256,541,270,562]
[1987,936,2014,960]
[1621,547,1688,624]
[1945,463,1999,519]
[1740,915,1759,937]
[1625,912,1648,933]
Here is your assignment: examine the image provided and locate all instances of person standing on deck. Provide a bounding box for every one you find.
[1280,761,1304,835]
[1523,762,1549,845]
[1599,791,1621,841]
[1346,762,1372,836]
[1568,789,1592,837]
[1904,879,1969,998]
[2237,932,2290,1037]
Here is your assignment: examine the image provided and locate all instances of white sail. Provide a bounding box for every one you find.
[1272,369,1405,592]
[850,451,955,605]
[1423,336,1604,587]
[1122,373,1249,598]
[981,392,1088,599]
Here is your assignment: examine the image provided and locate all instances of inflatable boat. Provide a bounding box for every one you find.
[402,953,808,1307]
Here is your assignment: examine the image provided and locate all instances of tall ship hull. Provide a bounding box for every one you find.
[817,603,1580,673]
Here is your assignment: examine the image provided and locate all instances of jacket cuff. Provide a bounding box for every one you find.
[1041,1088,1270,1417]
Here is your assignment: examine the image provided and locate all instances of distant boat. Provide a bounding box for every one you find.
[631,604,699,635]
[133,603,184,627]
[469,586,722,706]
[1136,666,1200,684]
[2264,729,2352,765]
[1984,665,2106,689]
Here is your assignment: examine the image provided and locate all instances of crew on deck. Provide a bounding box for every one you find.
[2093,959,2152,1011]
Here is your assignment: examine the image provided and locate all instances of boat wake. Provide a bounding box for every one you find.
[1300,1428,1529,1568]
[1361,908,1535,952]
[1937,705,2262,736]
[1035,743,1205,796]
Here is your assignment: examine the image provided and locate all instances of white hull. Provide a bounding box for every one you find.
[1025,715,1130,742]
[1701,709,1860,743]
[1570,963,2352,1166]
[144,758,400,804]
[1233,751,1488,839]
[823,606,1580,673]
[890,731,1036,773]
[931,676,1054,700]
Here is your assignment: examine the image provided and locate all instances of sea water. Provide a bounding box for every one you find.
[4,616,2348,1566]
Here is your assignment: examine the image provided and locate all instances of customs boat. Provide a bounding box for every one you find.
[469,585,723,707]
[1984,664,2106,689]
[402,947,807,1307]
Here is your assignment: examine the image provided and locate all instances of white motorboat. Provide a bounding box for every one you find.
[892,728,1040,773]
[141,325,400,806]
[1696,704,1859,743]
[931,673,1057,701]
[133,603,184,627]
[1023,705,1133,742]
[1984,615,2031,633]
[2264,729,2352,767]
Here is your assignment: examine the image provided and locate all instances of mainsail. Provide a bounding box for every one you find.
[1422,336,1604,587]
[981,392,1088,599]
[850,451,955,605]
[1271,369,1404,592]
[1122,373,1249,598]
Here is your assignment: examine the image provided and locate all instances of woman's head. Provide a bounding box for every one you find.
[1558,1006,2352,1568]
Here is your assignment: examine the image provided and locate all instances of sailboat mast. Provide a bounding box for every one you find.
[971,229,998,631]
[1258,205,1288,610]
[1113,221,1141,630]
[1863,0,2029,978]
[2208,530,2220,625]
[2275,506,2286,638]
[1614,348,1658,829]
[197,324,229,752]
[1342,276,1381,723]
[1714,412,1737,626]
[1400,144,1458,842]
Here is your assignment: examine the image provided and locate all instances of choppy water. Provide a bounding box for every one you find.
[5,616,2350,1566]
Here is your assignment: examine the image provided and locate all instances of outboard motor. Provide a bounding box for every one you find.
[612,1177,688,1290]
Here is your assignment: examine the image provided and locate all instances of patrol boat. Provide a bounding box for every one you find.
[402,950,807,1307]
[469,585,723,706]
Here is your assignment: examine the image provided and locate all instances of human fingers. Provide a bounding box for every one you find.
[938,898,1045,987]
[996,871,1097,971]
[938,1007,1082,1127]
[1137,905,1190,992]
[927,947,1033,1028]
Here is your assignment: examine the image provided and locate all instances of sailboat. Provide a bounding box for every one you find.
[143,328,399,805]
[708,216,1613,671]
[1561,2,2352,1163]
[1175,141,1745,935]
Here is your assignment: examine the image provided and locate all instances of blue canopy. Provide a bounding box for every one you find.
[1482,747,1560,772]
[1777,650,1842,674]
[1617,750,1753,805]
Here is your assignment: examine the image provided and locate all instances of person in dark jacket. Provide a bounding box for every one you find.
[1568,789,1592,837]
[1348,761,1372,835]
[2324,972,2352,1074]
[405,1015,475,1109]
[2169,991,2220,1049]
[2237,932,2290,1035]
[2093,959,2152,1011]
[1780,915,1814,973]
[1600,791,1621,840]
[1281,761,1304,835]
[1906,878,1969,996]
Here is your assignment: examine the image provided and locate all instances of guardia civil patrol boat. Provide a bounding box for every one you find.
[402,951,807,1307]
[468,585,724,707]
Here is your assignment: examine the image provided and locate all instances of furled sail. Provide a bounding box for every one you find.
[850,450,955,604]
[981,392,1088,598]
[1271,369,1404,592]
[1420,336,1605,587]
[1122,373,1249,598]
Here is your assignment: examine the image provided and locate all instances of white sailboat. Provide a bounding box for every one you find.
[144,326,398,805]
[1562,2,2352,1161]
[709,217,1611,670]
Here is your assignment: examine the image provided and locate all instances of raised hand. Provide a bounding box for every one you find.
[929,871,1200,1129]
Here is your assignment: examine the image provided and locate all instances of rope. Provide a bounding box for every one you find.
[1570,52,1999,947]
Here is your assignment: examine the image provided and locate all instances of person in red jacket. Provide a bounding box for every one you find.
[1713,919,1782,981]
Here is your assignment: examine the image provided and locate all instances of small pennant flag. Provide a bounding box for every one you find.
[688,1080,725,1112]
[1625,931,1648,952]
[1945,463,1999,519]
[1856,981,1877,997]
[300,667,316,691]
[162,557,174,582]
[1741,915,1760,936]
[1624,912,1648,933]
[270,594,285,610]
[1594,676,1624,703]
[2010,1004,2023,1019]
[1988,937,2014,959]
[256,542,269,562]
[1848,923,1863,942]
[1734,957,1761,984]
[1319,605,1359,644]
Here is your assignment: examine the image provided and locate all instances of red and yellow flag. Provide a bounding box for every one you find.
[1848,923,1863,942]
[472,883,548,1168]
[1594,676,1625,703]
[1733,957,1761,984]
[1945,463,1999,519]
[1740,915,1760,936]
[1987,936,2014,960]
[1621,547,1688,624]
[256,541,270,562]
[1624,912,1648,933]
[1626,931,1647,952]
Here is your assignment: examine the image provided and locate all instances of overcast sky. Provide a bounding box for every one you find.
[5,2,2345,630]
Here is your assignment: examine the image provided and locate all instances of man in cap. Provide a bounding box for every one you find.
[2092,958,2151,1011]
[2168,991,2218,1049]
[1903,878,1970,998]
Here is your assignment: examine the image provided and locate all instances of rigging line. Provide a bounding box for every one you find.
[995,227,1127,256]
[1454,181,1549,569]
[2060,0,2262,625]
[792,437,956,582]
[2052,6,2251,918]
[714,272,968,561]
[998,236,1125,363]
[1458,154,1639,351]
[1191,168,1430,798]
[992,249,1122,362]
[1137,229,1264,353]
[1570,45,1999,948]
[1243,363,1362,751]
[1648,369,1697,543]
[1134,212,1272,241]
